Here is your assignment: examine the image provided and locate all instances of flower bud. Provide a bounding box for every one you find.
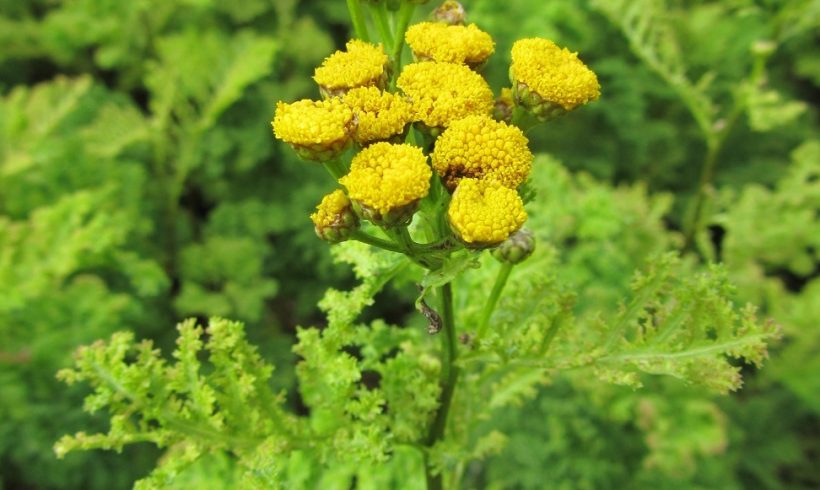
[432,1,466,25]
[492,228,535,264]
[311,190,360,243]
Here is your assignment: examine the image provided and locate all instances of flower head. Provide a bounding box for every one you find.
[314,40,390,97]
[432,115,532,190]
[510,38,600,116]
[405,22,494,67]
[448,178,527,246]
[310,190,359,242]
[339,142,431,226]
[343,86,411,145]
[397,61,494,132]
[272,98,355,161]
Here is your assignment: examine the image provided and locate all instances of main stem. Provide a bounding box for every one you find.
[425,282,458,490]
[682,139,720,252]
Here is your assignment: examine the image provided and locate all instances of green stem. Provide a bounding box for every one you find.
[476,262,514,340]
[371,2,394,51]
[390,2,416,88]
[350,230,404,253]
[682,139,720,252]
[322,158,347,181]
[346,0,370,42]
[425,282,458,489]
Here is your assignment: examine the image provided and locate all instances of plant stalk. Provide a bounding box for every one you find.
[476,262,514,340]
[322,158,347,181]
[346,0,370,42]
[350,230,404,253]
[390,2,415,88]
[371,2,394,51]
[425,282,458,489]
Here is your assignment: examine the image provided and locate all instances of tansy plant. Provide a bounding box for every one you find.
[55,1,779,488]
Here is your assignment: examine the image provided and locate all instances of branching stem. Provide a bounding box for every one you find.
[476,262,514,340]
[350,230,403,253]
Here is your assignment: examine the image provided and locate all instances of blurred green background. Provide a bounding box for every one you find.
[0,0,817,488]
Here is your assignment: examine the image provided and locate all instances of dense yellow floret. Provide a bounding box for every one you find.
[310,189,350,228]
[272,99,354,159]
[397,61,494,130]
[339,142,431,215]
[343,87,411,144]
[313,40,389,92]
[510,38,600,110]
[432,115,532,189]
[405,22,494,65]
[448,178,527,245]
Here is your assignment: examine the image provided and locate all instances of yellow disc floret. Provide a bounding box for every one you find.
[314,40,389,96]
[272,98,355,161]
[432,115,532,190]
[340,142,431,219]
[397,62,494,131]
[343,87,411,144]
[448,178,527,245]
[510,38,600,111]
[406,22,494,66]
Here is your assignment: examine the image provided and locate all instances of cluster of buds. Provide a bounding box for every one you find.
[271,0,600,265]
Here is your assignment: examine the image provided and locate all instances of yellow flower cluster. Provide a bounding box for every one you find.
[405,22,494,66]
[343,87,411,144]
[272,98,355,160]
[510,38,600,111]
[313,40,389,95]
[448,178,527,245]
[397,61,494,131]
[432,114,532,190]
[339,142,431,216]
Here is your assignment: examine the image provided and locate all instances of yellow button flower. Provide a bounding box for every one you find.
[510,38,600,116]
[314,39,390,97]
[397,61,494,132]
[405,22,494,67]
[432,114,532,190]
[339,142,431,226]
[343,86,411,145]
[310,189,359,243]
[272,98,355,161]
[448,178,527,246]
